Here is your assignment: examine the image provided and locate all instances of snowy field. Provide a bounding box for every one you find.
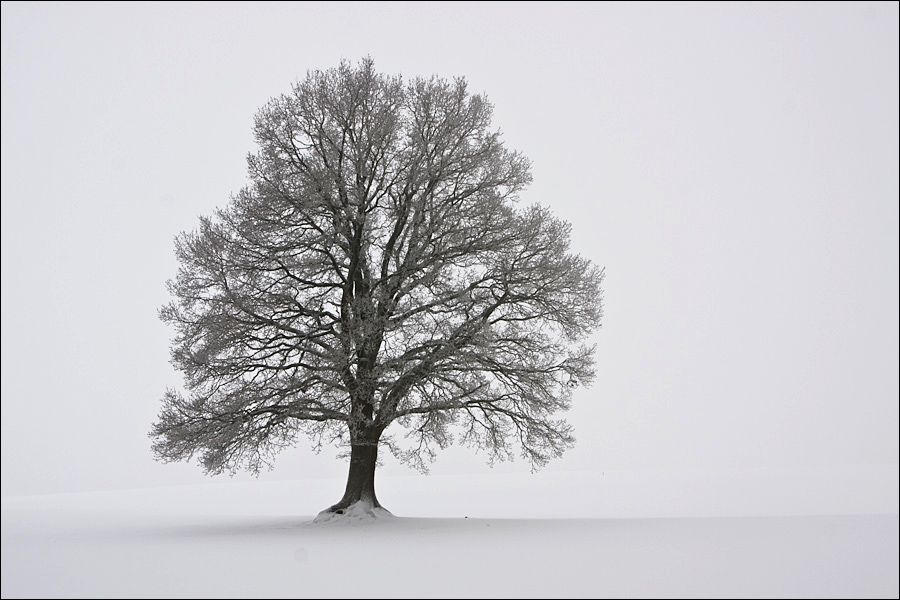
[2,467,897,598]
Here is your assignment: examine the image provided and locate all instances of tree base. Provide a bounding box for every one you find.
[313,500,394,524]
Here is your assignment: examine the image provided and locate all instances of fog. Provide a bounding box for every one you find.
[2,2,897,502]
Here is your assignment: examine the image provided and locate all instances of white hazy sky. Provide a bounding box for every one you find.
[2,2,898,497]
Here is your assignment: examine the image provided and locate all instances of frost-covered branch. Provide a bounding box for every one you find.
[151,59,603,482]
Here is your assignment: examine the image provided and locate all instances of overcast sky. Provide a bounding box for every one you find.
[2,2,897,497]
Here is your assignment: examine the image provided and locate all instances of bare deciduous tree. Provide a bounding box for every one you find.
[151,59,604,519]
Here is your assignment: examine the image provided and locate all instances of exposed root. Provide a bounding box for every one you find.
[313,500,394,524]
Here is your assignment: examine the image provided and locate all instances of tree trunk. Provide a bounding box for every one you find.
[323,438,384,514]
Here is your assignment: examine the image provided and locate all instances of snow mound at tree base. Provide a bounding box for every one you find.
[312,501,394,524]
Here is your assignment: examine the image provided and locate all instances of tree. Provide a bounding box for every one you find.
[151,58,604,519]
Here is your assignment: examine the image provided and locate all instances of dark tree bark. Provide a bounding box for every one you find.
[326,437,382,514]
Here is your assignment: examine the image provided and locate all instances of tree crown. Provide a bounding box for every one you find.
[151,58,604,476]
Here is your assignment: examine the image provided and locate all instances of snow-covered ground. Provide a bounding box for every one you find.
[2,467,898,598]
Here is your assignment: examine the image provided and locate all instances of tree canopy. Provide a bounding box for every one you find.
[151,58,604,517]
